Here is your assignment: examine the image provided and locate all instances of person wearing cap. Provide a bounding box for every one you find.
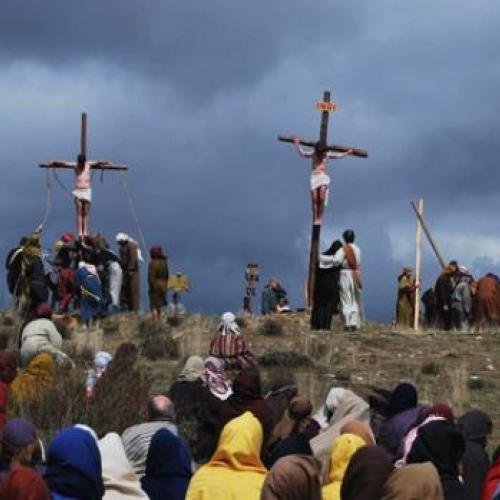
[435,265,457,330]
[396,267,418,328]
[116,233,141,312]
[19,303,72,368]
[0,418,48,495]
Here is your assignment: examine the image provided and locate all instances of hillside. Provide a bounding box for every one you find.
[2,311,500,442]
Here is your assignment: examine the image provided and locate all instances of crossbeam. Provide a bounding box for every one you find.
[277,135,368,158]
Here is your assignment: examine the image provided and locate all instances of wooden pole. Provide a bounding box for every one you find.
[307,224,320,307]
[414,199,424,330]
[410,201,446,270]
[319,91,330,147]
[80,112,87,159]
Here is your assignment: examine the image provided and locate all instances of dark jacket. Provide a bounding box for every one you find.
[407,419,467,500]
[458,410,492,500]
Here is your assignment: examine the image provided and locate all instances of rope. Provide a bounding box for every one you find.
[36,168,53,232]
[118,171,149,261]
[52,169,73,198]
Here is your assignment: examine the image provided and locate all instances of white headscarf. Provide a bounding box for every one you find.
[115,233,144,262]
[313,387,347,429]
[99,433,148,499]
[95,351,113,372]
[217,312,240,336]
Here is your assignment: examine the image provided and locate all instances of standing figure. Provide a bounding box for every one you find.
[473,273,500,329]
[396,267,418,328]
[451,267,474,331]
[76,262,103,327]
[148,245,169,321]
[310,239,343,330]
[434,265,456,330]
[319,230,363,332]
[116,233,141,312]
[293,137,353,226]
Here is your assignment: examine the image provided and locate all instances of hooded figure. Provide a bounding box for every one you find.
[261,455,322,500]
[76,262,103,325]
[457,410,492,500]
[407,419,466,500]
[219,369,274,445]
[10,352,56,403]
[98,433,147,500]
[377,382,426,459]
[209,312,254,369]
[44,426,104,500]
[140,428,192,500]
[382,462,444,500]
[310,388,370,474]
[186,412,267,500]
[340,446,393,500]
[201,356,232,401]
[265,396,314,469]
[322,433,366,500]
[311,239,343,330]
[168,356,222,464]
[116,233,141,312]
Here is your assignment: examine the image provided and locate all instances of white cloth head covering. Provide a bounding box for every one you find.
[99,433,148,499]
[95,351,113,370]
[217,312,240,336]
[313,387,347,429]
[115,232,129,243]
[115,233,144,262]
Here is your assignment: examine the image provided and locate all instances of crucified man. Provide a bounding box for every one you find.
[293,137,353,225]
[44,155,121,238]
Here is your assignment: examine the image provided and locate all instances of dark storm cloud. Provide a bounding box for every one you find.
[2,0,500,320]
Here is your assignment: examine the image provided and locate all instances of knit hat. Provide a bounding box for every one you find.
[2,418,37,448]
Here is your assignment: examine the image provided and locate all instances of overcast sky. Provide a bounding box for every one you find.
[1,1,500,320]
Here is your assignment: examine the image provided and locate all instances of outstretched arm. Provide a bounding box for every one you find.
[39,160,76,169]
[326,149,354,159]
[293,137,314,158]
[88,161,128,171]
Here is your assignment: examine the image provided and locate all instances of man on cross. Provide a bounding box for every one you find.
[293,137,353,226]
[44,155,119,238]
[40,113,127,239]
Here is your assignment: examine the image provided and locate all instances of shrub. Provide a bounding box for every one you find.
[260,319,284,336]
[258,350,314,368]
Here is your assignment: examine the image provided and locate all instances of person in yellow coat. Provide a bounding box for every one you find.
[322,433,366,500]
[9,352,56,402]
[186,411,267,500]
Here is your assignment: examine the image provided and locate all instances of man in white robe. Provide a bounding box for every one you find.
[319,229,363,331]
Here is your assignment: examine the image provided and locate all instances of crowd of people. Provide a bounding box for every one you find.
[0,313,500,500]
[1,307,499,499]
[4,231,178,323]
[396,261,500,331]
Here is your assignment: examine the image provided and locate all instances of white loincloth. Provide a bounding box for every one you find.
[310,172,330,206]
[73,188,92,203]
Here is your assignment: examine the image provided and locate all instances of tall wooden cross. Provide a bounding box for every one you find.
[278,90,368,307]
[39,112,128,237]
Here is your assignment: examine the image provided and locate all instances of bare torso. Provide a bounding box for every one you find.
[75,162,92,189]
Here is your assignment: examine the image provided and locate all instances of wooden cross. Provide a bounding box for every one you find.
[39,113,127,237]
[277,90,368,308]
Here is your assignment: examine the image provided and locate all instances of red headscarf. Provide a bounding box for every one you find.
[149,245,166,259]
[35,303,53,320]
[0,467,51,500]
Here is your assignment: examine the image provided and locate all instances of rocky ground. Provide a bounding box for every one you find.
[2,310,500,443]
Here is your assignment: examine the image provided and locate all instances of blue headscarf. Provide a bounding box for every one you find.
[44,426,104,500]
[140,428,192,500]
